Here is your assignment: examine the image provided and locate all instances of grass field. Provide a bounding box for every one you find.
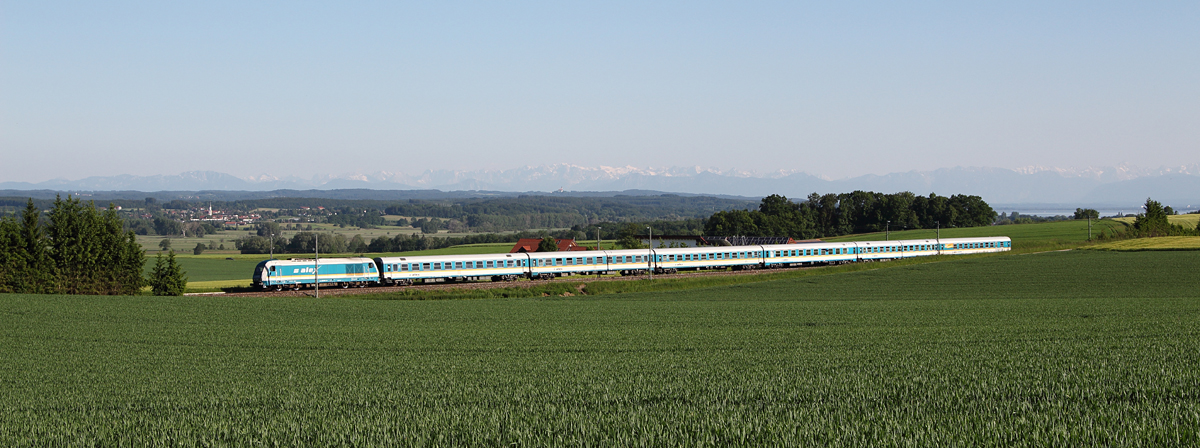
[3,250,1198,445]
[827,218,1127,252]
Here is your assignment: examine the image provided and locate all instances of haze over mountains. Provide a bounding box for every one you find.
[4,164,1200,208]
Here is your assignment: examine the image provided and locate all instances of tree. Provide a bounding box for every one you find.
[149,251,187,296]
[1134,198,1171,237]
[193,242,206,255]
[0,199,57,293]
[1074,208,1100,220]
[46,196,145,295]
[616,223,648,249]
[537,236,558,252]
[159,238,172,251]
[256,221,282,238]
[348,234,368,253]
[153,216,183,236]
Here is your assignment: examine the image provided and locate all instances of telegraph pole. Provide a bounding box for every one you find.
[886,221,890,241]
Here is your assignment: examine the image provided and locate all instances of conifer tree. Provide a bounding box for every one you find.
[0,216,19,293]
[18,199,56,293]
[149,251,187,296]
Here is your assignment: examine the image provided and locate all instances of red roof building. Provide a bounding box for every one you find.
[510,238,590,253]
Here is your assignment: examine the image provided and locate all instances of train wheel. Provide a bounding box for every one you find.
[273,285,281,291]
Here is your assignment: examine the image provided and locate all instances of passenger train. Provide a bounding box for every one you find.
[252,236,1011,290]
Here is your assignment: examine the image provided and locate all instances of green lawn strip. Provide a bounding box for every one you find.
[2,250,1198,445]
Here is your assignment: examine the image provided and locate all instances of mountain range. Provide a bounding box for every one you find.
[3,164,1199,208]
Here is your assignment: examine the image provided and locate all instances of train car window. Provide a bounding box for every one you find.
[419,263,428,270]
[269,266,276,272]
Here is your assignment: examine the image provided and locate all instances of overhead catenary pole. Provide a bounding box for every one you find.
[936,221,940,255]
[314,233,319,298]
[647,226,653,280]
[886,221,890,241]
[597,226,602,280]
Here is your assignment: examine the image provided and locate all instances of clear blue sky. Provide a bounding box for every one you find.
[2,1,1197,182]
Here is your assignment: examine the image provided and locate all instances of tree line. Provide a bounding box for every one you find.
[1098,198,1200,240]
[0,197,186,295]
[705,192,996,239]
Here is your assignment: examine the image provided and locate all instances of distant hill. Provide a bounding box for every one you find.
[3,164,1199,208]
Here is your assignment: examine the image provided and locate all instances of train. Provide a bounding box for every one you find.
[252,236,1011,291]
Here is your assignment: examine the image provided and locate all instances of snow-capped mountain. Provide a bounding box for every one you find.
[3,164,1199,206]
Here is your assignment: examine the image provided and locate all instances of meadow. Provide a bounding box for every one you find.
[827,218,1127,252]
[3,250,1197,446]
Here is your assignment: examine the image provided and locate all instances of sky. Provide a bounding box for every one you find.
[2,1,1198,182]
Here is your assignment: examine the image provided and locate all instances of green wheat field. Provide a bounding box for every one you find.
[2,249,1198,446]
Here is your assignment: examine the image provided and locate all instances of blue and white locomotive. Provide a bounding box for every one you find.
[253,257,378,290]
[252,236,1012,290]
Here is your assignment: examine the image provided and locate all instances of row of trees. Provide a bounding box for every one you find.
[705,192,996,239]
[0,197,185,295]
[1127,198,1199,238]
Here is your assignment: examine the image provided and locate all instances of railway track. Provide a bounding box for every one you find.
[214,265,819,298]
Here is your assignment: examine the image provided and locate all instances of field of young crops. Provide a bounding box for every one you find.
[3,250,1198,445]
[1086,236,1200,251]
